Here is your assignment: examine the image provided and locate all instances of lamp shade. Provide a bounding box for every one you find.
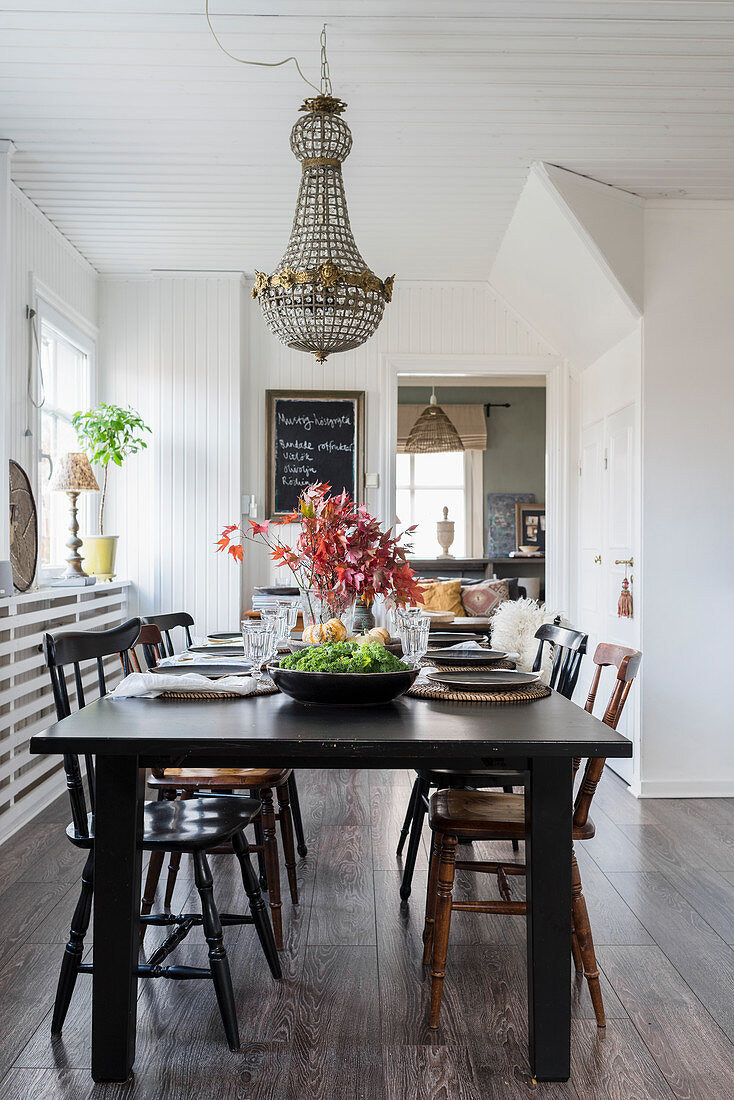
[49,452,100,493]
[404,395,464,454]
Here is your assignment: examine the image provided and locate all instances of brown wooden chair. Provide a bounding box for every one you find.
[396,621,588,900]
[142,611,309,861]
[132,624,299,951]
[421,642,642,1030]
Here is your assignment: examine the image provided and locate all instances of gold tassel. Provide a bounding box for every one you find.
[618,574,633,619]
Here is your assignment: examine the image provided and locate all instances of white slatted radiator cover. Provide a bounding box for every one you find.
[0,582,130,845]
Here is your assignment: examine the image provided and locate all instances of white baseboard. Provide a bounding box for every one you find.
[630,778,734,798]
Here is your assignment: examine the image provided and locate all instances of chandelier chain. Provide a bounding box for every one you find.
[205,0,321,94]
[320,25,333,96]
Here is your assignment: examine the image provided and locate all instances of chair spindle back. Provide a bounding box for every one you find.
[572,643,642,830]
[532,622,588,699]
[141,612,194,658]
[43,617,142,839]
[128,623,166,672]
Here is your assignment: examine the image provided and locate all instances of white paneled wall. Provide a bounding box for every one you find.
[242,280,554,600]
[8,185,98,490]
[0,582,129,844]
[99,274,242,631]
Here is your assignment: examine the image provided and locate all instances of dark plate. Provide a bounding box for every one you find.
[426,632,488,646]
[207,632,241,641]
[268,662,418,706]
[427,648,508,666]
[189,644,244,656]
[426,670,540,691]
[149,662,252,679]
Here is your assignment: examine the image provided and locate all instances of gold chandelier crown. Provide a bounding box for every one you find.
[253,92,394,363]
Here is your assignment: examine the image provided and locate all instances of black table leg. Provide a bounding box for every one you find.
[92,755,144,1083]
[525,755,572,1081]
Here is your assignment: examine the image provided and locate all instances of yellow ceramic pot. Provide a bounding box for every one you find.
[81,535,119,581]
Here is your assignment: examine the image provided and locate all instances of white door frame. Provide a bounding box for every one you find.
[377,352,572,613]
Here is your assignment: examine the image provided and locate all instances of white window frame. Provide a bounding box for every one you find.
[396,450,484,558]
[33,283,97,581]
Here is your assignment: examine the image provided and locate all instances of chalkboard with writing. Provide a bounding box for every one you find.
[266,390,365,517]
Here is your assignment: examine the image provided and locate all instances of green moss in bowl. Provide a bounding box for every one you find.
[279,641,409,674]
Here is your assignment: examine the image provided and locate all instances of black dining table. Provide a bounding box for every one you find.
[30,688,631,1085]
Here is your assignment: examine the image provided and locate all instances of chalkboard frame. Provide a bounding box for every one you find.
[265,389,365,518]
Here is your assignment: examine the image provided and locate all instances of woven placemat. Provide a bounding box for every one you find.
[420,658,516,672]
[407,679,551,705]
[160,681,279,701]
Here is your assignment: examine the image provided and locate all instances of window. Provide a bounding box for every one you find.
[37,305,93,571]
[396,451,468,558]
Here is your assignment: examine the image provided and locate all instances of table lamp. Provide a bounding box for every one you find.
[49,452,100,581]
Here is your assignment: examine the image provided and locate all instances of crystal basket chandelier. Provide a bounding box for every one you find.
[252,34,394,362]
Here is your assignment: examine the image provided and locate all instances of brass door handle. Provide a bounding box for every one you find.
[614,557,634,567]
[594,555,602,564]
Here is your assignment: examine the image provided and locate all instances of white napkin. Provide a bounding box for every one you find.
[111,671,260,699]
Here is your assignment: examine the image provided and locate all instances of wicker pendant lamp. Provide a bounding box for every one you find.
[251,30,394,363]
[405,388,464,454]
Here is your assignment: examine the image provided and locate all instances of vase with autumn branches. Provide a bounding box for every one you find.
[217,483,423,628]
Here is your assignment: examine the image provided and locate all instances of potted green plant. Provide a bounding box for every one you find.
[73,402,151,580]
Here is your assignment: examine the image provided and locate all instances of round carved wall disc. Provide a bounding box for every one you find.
[9,460,38,592]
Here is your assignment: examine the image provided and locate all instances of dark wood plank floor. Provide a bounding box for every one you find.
[1,769,734,1099]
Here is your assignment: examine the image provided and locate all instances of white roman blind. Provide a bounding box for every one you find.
[397,404,487,453]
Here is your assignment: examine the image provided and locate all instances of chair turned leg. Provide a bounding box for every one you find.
[429,834,457,1029]
[163,850,183,912]
[250,791,269,891]
[276,783,299,905]
[288,772,308,858]
[52,850,94,1035]
[571,848,605,1027]
[232,830,282,980]
[140,850,165,943]
[571,923,583,974]
[400,776,429,901]
[192,850,240,1051]
[422,833,441,966]
[396,776,419,856]
[260,787,284,951]
[503,784,520,853]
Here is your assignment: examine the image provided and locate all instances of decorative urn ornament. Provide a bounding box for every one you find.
[252,32,394,362]
[436,506,455,559]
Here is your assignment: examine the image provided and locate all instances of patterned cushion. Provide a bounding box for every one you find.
[419,579,466,617]
[460,578,510,618]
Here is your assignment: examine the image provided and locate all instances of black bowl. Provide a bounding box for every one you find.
[268,661,419,706]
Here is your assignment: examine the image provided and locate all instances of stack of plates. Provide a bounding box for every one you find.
[426,669,541,691]
[425,647,508,667]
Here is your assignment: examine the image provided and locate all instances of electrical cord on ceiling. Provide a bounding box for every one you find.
[205,0,323,94]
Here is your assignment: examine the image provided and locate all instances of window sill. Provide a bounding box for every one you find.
[0,579,131,608]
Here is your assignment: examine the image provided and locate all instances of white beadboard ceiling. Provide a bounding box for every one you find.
[3,1,734,277]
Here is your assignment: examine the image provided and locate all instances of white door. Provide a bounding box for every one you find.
[576,405,638,783]
[602,403,638,783]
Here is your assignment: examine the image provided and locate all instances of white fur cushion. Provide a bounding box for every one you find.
[489,598,568,682]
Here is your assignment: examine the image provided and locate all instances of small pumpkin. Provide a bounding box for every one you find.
[366,626,390,645]
[302,618,348,645]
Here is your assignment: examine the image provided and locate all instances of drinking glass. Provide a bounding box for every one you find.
[399,613,431,668]
[391,604,424,636]
[277,599,299,639]
[259,607,288,648]
[241,621,275,681]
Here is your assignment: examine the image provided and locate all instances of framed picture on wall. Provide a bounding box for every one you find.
[515,502,545,553]
[266,390,365,518]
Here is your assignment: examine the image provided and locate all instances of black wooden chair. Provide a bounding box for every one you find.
[142,610,309,860]
[43,617,281,1052]
[395,621,589,900]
